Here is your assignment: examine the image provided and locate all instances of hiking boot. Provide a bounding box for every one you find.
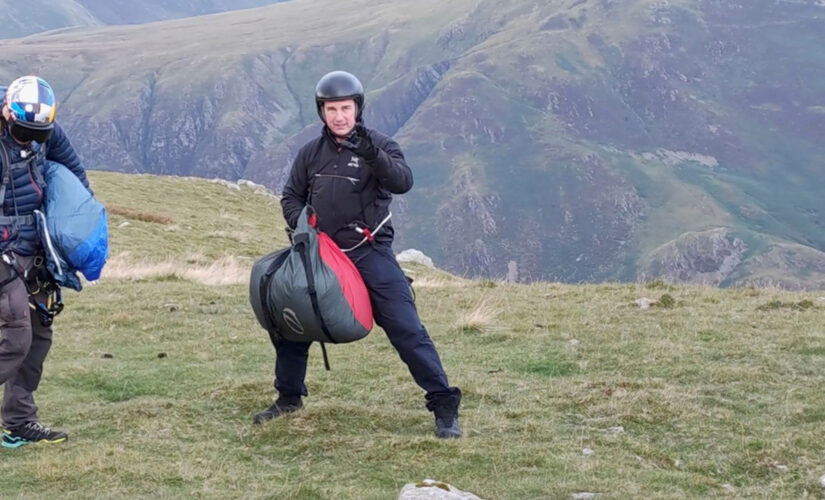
[2,422,68,448]
[433,405,462,439]
[252,396,303,424]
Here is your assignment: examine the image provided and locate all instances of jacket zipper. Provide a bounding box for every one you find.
[313,173,360,185]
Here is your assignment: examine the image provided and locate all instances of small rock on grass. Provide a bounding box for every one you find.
[571,493,596,500]
[398,479,484,499]
[770,462,789,473]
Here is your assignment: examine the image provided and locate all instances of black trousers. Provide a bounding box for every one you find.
[273,243,460,410]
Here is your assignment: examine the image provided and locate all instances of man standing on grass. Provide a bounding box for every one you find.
[0,76,92,448]
[254,70,462,438]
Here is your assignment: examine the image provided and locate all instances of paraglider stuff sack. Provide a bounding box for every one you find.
[43,161,109,281]
[249,207,372,344]
[67,210,108,281]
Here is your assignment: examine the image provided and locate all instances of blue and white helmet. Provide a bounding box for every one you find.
[5,76,56,143]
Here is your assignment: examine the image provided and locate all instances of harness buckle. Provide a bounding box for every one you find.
[29,286,63,327]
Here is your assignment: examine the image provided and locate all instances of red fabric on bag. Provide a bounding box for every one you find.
[316,231,373,331]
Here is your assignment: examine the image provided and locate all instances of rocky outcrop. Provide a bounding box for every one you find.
[396,249,435,268]
[735,244,825,291]
[638,228,746,286]
[434,158,501,276]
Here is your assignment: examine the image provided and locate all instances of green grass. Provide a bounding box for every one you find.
[92,171,289,260]
[3,276,825,499]
[1,172,824,498]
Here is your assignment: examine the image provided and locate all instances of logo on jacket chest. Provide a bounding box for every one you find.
[347,156,361,169]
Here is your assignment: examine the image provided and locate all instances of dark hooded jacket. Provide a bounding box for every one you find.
[281,126,412,250]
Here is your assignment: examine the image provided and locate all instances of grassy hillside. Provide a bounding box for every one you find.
[0,172,823,498]
[0,0,100,39]
[0,0,290,38]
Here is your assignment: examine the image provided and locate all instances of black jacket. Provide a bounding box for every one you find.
[281,126,412,249]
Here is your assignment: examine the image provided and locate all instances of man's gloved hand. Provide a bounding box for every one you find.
[341,124,379,161]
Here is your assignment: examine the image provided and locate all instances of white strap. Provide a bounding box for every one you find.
[341,212,392,253]
[34,210,64,275]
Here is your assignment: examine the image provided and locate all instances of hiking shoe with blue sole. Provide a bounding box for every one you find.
[2,422,68,448]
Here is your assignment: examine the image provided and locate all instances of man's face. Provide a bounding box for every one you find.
[322,99,357,138]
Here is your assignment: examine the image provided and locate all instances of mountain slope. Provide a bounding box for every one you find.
[0,0,100,38]
[1,0,823,287]
[0,0,290,38]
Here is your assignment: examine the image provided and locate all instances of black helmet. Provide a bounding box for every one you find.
[315,71,364,122]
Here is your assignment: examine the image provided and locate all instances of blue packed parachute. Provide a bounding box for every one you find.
[35,161,108,291]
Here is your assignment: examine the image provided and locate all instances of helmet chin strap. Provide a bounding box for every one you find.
[1,120,14,142]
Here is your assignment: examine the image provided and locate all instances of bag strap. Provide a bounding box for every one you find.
[259,250,291,349]
[0,214,34,225]
[0,139,10,208]
[293,232,334,370]
[33,210,63,275]
[293,233,336,345]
